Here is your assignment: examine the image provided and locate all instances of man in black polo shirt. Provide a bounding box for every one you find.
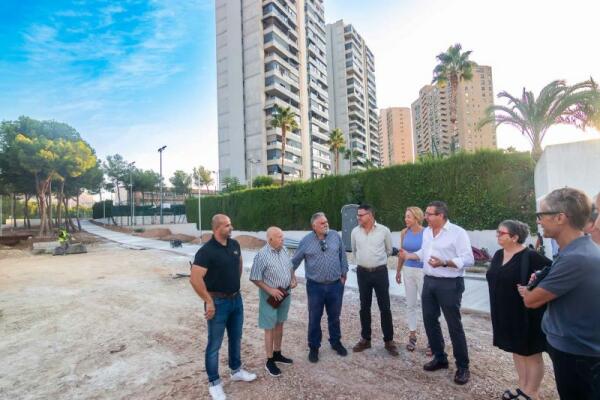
[190,214,256,400]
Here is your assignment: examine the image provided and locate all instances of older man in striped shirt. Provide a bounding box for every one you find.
[292,212,349,363]
[250,226,297,377]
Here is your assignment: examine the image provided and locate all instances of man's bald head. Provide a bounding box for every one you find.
[266,226,284,250]
[211,214,233,241]
[212,214,229,231]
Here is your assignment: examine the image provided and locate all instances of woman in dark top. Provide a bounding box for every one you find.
[486,220,552,400]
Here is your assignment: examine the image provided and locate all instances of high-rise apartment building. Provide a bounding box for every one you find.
[215,0,331,184]
[411,65,497,158]
[326,20,379,173]
[379,107,414,166]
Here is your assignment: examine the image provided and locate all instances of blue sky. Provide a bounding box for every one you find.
[1,0,599,182]
[0,0,216,180]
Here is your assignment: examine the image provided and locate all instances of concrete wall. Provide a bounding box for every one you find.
[535,138,600,200]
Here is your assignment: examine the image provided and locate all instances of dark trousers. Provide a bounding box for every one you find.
[547,342,600,400]
[357,267,393,342]
[422,275,469,369]
[306,279,344,349]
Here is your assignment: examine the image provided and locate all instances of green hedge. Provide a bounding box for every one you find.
[92,200,186,218]
[186,150,536,231]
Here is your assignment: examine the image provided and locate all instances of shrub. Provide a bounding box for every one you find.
[252,175,275,188]
[186,150,536,231]
[92,200,113,219]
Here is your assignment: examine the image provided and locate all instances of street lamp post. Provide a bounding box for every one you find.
[129,161,136,226]
[158,146,167,224]
[248,158,261,189]
[197,178,202,240]
[214,170,219,194]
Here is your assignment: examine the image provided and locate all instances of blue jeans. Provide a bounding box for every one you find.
[306,279,344,349]
[205,294,243,385]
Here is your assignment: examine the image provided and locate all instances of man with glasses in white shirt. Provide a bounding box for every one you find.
[401,201,474,385]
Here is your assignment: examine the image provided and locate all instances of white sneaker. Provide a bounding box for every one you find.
[208,383,226,400]
[230,368,257,382]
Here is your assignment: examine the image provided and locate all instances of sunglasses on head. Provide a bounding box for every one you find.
[319,239,328,252]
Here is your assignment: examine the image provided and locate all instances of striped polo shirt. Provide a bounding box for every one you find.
[250,244,294,289]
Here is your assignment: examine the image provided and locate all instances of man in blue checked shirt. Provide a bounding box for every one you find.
[292,212,349,363]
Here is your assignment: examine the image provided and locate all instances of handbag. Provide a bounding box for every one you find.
[267,288,289,309]
[521,249,551,290]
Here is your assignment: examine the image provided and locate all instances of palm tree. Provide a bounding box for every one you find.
[343,148,361,173]
[270,105,298,186]
[327,128,346,175]
[432,43,475,155]
[363,159,379,170]
[478,79,600,161]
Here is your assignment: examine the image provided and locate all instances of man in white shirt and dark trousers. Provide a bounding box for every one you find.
[401,201,474,385]
[351,204,399,356]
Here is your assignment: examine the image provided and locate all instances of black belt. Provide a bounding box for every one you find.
[357,265,387,273]
[424,275,463,280]
[309,278,340,285]
[209,291,240,299]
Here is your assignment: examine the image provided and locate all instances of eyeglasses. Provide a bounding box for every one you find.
[357,213,368,218]
[535,211,563,220]
[424,212,440,217]
[319,239,328,252]
[496,230,511,236]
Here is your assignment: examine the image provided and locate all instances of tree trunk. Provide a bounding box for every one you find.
[531,141,543,162]
[46,185,52,228]
[75,194,81,231]
[62,197,70,232]
[64,197,77,231]
[280,126,287,186]
[56,180,65,229]
[23,194,30,229]
[115,182,122,226]
[450,76,459,155]
[36,175,52,237]
[11,192,16,228]
[335,149,340,175]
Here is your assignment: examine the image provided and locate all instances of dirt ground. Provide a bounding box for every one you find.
[0,240,559,399]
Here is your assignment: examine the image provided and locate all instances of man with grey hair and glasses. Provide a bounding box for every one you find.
[292,212,349,363]
[519,187,600,400]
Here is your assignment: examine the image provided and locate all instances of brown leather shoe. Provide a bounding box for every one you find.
[454,368,470,385]
[352,338,371,352]
[384,340,399,357]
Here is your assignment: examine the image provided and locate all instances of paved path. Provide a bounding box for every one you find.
[81,220,490,313]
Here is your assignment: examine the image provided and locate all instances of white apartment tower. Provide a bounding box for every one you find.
[326,20,380,173]
[215,0,332,184]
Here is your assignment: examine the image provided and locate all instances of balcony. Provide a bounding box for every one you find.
[262,3,296,30]
[265,64,299,89]
[265,77,300,103]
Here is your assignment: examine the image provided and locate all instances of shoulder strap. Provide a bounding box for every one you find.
[520,249,531,286]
